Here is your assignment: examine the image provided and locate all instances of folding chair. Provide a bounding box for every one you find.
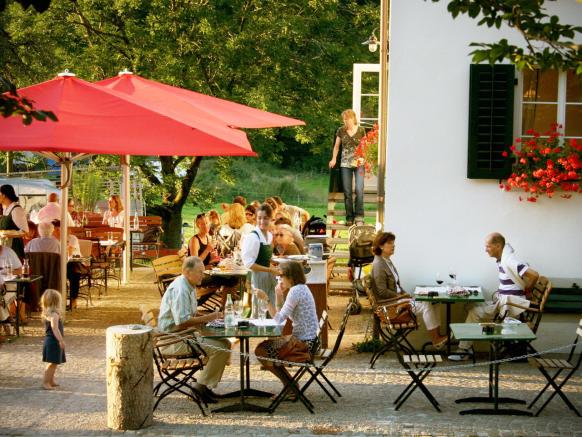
[299,302,354,402]
[362,275,418,368]
[152,328,209,415]
[152,255,183,297]
[527,318,582,417]
[394,350,443,412]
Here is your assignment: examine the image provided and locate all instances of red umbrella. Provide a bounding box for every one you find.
[96,72,305,129]
[0,73,256,156]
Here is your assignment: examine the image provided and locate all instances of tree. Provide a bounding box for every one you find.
[428,0,582,73]
[1,0,379,247]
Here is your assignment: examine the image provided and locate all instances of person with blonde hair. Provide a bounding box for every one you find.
[41,289,66,390]
[328,109,366,226]
[102,195,124,228]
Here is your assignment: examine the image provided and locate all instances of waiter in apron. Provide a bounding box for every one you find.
[241,203,279,303]
[0,185,29,259]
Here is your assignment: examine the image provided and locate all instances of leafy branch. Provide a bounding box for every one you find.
[429,0,582,73]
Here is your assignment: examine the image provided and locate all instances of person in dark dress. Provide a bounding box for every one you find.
[0,184,29,259]
[188,213,216,266]
[40,289,66,390]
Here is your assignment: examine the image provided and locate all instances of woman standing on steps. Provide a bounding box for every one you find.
[328,109,366,226]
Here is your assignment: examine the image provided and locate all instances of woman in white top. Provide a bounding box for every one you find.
[255,261,318,387]
[0,243,23,324]
[0,184,29,259]
[102,195,124,228]
[241,204,279,303]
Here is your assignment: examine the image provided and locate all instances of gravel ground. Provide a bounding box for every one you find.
[1,267,581,436]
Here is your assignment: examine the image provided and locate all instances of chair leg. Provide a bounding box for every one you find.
[269,366,314,414]
[394,364,440,412]
[533,367,581,417]
[528,368,564,409]
[300,368,337,403]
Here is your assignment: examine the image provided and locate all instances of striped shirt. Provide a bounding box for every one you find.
[497,259,529,297]
[158,275,197,332]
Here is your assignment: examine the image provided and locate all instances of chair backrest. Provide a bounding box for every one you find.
[130,216,163,228]
[139,304,159,328]
[78,239,93,258]
[362,274,378,308]
[27,252,62,307]
[523,276,553,333]
[152,254,183,280]
[322,302,354,364]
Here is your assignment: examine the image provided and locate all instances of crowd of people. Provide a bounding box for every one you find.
[0,185,127,331]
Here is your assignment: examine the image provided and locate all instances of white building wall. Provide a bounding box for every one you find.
[386,0,582,298]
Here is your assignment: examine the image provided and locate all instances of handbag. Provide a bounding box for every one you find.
[277,335,312,363]
[375,299,415,326]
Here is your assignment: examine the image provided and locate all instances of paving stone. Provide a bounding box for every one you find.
[1,267,581,436]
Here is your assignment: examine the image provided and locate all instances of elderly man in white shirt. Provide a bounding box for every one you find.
[36,193,74,226]
[25,222,60,254]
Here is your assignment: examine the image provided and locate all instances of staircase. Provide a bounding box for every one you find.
[327,176,378,295]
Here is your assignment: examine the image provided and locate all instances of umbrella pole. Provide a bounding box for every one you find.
[121,155,130,284]
[59,154,72,318]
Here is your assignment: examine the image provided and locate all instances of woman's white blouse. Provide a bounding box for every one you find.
[274,283,318,341]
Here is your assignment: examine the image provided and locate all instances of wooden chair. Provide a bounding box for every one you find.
[362,275,418,368]
[152,255,183,297]
[501,276,553,353]
[527,318,582,417]
[152,328,208,415]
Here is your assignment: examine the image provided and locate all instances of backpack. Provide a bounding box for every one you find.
[348,225,375,265]
[302,216,326,237]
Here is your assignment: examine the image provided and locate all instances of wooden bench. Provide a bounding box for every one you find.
[152,255,183,297]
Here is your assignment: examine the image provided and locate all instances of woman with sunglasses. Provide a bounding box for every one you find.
[254,261,318,388]
[241,203,279,303]
[273,224,301,256]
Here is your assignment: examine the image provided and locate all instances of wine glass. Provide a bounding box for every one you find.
[258,299,268,320]
[448,268,457,286]
[435,272,444,287]
[233,300,243,320]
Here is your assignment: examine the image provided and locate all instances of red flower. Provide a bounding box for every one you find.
[501,151,508,157]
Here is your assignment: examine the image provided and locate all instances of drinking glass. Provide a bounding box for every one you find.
[233,300,243,320]
[258,299,268,320]
[435,272,444,287]
[448,268,457,286]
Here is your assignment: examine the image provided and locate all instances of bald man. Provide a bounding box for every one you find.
[37,193,74,226]
[449,232,539,361]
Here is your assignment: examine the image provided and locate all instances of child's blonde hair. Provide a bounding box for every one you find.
[41,289,62,319]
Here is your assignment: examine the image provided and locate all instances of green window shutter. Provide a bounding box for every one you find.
[467,64,515,179]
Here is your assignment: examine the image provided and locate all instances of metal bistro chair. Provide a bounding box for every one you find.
[362,275,418,368]
[152,328,209,415]
[527,318,582,417]
[394,350,443,412]
[299,302,355,403]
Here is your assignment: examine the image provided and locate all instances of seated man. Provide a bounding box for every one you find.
[24,222,60,254]
[157,256,230,402]
[449,232,539,361]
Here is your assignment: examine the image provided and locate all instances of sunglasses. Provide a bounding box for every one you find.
[196,213,206,219]
[274,233,285,237]
[245,212,254,216]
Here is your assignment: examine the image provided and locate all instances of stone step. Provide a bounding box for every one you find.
[329,279,354,291]
[327,210,377,218]
[328,192,379,203]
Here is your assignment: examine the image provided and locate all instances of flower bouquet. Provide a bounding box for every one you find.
[500,124,582,202]
[354,124,379,175]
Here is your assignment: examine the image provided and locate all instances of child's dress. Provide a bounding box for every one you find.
[43,319,66,364]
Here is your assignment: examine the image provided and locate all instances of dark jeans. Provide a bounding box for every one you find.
[340,166,364,222]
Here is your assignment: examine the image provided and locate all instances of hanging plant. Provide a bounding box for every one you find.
[500,124,582,202]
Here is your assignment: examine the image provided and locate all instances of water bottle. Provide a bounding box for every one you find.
[22,259,30,279]
[251,288,260,319]
[224,293,235,328]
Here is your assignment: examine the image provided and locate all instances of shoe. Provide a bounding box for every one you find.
[433,337,448,350]
[448,348,472,361]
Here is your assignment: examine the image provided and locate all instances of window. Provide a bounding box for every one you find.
[518,69,582,141]
[353,63,380,128]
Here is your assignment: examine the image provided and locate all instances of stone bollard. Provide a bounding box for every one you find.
[106,324,153,430]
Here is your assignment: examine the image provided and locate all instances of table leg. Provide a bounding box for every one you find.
[456,341,531,416]
[212,336,273,413]
[446,302,452,355]
[14,293,20,337]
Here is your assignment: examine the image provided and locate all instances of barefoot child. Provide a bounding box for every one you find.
[41,289,65,390]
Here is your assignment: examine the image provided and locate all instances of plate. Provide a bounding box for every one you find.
[287,255,310,261]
